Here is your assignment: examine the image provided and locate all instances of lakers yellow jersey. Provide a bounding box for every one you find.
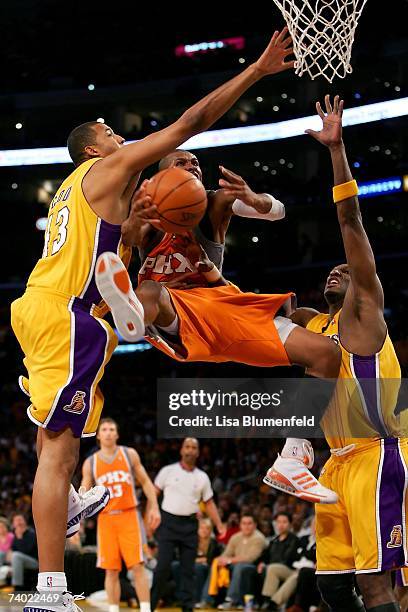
[307,310,402,448]
[27,158,131,308]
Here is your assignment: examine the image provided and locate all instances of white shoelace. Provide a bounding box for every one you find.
[63,592,85,611]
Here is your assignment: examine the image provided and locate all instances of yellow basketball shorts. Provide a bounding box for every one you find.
[11,288,118,438]
[316,438,408,574]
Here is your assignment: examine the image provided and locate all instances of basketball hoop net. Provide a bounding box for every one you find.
[272,0,368,82]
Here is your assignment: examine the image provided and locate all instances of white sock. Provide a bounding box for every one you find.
[140,602,151,612]
[109,605,120,612]
[37,572,67,592]
[281,438,309,461]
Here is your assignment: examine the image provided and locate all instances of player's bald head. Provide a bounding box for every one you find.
[159,150,202,181]
[159,150,191,170]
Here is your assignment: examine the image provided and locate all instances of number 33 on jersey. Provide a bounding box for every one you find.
[28,157,131,305]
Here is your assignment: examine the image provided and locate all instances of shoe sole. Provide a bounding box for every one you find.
[95,252,145,342]
[263,472,337,504]
[66,488,111,537]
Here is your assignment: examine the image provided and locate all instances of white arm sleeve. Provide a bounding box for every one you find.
[232,194,285,221]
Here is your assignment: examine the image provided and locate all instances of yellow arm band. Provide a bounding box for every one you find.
[332,179,359,204]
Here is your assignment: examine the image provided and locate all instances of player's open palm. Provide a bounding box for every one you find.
[255,27,295,75]
[305,94,344,148]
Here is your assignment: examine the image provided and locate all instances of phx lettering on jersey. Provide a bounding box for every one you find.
[139,252,194,276]
[97,470,133,486]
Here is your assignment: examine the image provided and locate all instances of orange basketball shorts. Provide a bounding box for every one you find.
[146,284,294,367]
[97,508,147,570]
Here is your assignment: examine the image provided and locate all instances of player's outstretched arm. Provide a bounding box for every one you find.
[218,166,285,219]
[306,95,383,310]
[87,29,294,202]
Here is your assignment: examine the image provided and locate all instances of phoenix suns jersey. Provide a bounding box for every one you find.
[307,310,402,448]
[138,224,224,286]
[27,157,131,307]
[92,446,138,513]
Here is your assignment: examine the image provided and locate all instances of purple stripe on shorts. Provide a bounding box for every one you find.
[82,219,122,304]
[46,299,109,437]
[379,438,406,570]
[352,354,388,437]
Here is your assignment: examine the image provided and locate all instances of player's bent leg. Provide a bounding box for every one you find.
[263,438,338,504]
[284,324,341,378]
[317,574,366,612]
[95,252,177,342]
[131,563,151,611]
[136,280,176,327]
[105,569,121,610]
[96,252,146,341]
[33,427,80,572]
[357,572,399,611]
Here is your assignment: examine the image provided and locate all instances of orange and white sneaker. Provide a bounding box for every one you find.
[263,455,338,504]
[95,252,145,342]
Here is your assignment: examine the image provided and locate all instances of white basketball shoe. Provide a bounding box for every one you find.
[66,485,110,537]
[23,592,85,612]
[95,252,145,342]
[263,439,338,504]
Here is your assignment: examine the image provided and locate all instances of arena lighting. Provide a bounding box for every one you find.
[175,36,245,57]
[0,97,407,167]
[114,342,153,354]
[358,177,402,198]
[35,217,48,231]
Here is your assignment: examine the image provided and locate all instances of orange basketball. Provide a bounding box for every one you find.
[146,167,207,234]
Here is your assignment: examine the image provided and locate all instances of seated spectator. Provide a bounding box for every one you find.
[258,512,299,611]
[195,518,222,606]
[209,514,267,610]
[10,514,38,591]
[0,517,14,565]
[287,517,319,612]
[217,512,240,546]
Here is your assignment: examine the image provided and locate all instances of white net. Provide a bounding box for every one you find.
[272,0,368,82]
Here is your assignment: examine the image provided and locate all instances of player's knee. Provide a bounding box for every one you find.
[136,280,162,304]
[317,574,365,611]
[357,572,395,607]
[105,569,119,578]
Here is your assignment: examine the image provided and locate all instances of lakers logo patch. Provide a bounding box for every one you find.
[63,391,86,414]
[387,525,403,548]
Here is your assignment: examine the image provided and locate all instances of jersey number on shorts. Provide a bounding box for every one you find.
[43,206,70,257]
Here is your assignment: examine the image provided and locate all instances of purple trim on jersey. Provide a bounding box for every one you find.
[82,219,122,305]
[46,298,108,437]
[352,353,388,437]
[379,438,406,570]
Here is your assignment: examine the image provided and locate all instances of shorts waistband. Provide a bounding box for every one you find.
[103,507,137,516]
[25,287,104,317]
[330,437,406,460]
